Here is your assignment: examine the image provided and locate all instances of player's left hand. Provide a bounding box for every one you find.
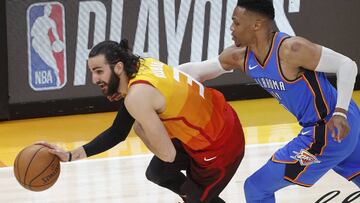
[35,141,70,162]
[327,110,350,143]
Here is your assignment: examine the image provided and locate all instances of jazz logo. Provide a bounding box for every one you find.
[27,2,66,90]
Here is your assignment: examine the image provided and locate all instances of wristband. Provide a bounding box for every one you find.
[333,112,347,119]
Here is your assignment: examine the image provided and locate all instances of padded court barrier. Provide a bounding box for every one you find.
[2,0,360,120]
[0,0,9,120]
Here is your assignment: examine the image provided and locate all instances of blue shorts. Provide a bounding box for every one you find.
[272,103,360,186]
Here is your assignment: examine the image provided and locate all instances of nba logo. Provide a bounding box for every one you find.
[27,2,66,90]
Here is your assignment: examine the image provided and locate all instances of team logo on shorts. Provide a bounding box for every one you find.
[27,2,67,91]
[291,149,321,166]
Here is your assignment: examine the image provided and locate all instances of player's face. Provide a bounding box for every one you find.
[230,7,256,47]
[88,55,120,96]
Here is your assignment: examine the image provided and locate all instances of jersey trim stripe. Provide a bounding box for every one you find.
[348,171,360,181]
[283,124,327,186]
[200,167,226,201]
[271,154,297,164]
[284,158,309,183]
[160,117,214,143]
[294,164,310,182]
[303,75,321,119]
[276,36,304,84]
[303,71,329,120]
[255,32,278,68]
[309,125,328,156]
[314,72,330,115]
[129,80,154,87]
[284,176,312,187]
[244,47,250,75]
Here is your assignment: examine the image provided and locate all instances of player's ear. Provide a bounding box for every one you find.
[114,61,124,76]
[253,18,264,31]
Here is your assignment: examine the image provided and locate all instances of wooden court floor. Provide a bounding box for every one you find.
[0,91,359,202]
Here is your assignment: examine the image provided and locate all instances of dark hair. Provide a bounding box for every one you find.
[237,0,274,20]
[89,39,141,79]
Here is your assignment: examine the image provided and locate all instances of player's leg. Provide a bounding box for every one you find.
[180,178,225,203]
[181,153,243,203]
[332,139,360,188]
[145,139,189,196]
[244,121,357,203]
[181,108,245,203]
[244,160,293,203]
[205,153,244,203]
[332,130,360,187]
[332,105,360,188]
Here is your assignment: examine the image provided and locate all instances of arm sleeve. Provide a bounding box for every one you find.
[177,57,232,82]
[82,99,135,157]
[315,46,358,111]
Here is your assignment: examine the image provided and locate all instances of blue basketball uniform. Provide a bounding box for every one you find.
[244,32,360,186]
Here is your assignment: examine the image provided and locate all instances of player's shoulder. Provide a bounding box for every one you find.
[279,36,315,59]
[140,57,167,69]
[125,85,150,109]
[142,57,164,64]
[220,45,247,70]
[140,57,153,66]
[125,82,161,114]
[281,36,313,52]
[222,45,246,56]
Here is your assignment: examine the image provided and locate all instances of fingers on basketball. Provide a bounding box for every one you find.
[13,144,61,191]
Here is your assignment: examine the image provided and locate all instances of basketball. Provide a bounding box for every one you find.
[13,144,61,191]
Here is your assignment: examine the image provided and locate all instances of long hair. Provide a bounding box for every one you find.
[88,39,141,79]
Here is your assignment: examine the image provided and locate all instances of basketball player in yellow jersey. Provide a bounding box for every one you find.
[37,40,245,203]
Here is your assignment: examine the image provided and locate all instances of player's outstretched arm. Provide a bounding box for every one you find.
[219,45,247,71]
[125,84,176,163]
[82,99,135,156]
[280,37,358,142]
[177,45,246,82]
[36,99,135,162]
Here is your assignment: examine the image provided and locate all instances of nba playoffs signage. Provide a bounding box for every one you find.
[5,0,360,103]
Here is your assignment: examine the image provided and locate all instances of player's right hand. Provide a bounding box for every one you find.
[327,115,350,143]
[35,141,70,162]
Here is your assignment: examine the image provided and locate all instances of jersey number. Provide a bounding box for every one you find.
[150,61,205,98]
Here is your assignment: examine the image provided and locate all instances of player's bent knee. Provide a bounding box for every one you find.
[145,165,159,183]
[244,177,260,200]
[145,161,168,184]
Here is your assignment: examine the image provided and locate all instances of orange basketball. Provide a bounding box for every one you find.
[13,144,60,191]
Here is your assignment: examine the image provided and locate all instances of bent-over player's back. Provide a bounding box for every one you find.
[128,58,231,150]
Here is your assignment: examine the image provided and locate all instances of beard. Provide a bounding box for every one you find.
[106,71,120,96]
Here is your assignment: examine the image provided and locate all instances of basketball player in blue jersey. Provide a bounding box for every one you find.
[178,0,360,202]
